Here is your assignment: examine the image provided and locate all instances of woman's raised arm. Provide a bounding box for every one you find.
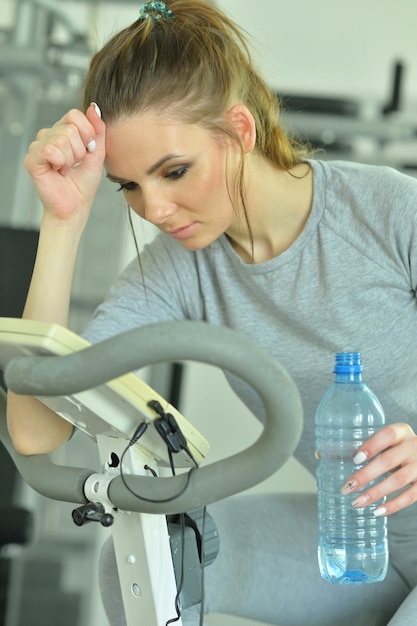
[7,103,106,455]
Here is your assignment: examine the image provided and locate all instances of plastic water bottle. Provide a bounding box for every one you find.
[315,352,388,584]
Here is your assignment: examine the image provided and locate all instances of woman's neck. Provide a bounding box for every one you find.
[226,156,313,264]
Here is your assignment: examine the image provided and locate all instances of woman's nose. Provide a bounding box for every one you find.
[143,189,176,225]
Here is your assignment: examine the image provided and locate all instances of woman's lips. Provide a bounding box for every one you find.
[168,222,198,239]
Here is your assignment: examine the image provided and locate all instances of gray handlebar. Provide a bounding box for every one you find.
[3,321,303,514]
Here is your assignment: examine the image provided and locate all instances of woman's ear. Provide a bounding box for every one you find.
[226,104,256,153]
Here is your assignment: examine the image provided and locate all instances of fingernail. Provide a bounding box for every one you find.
[73,162,81,168]
[352,494,370,508]
[90,102,102,118]
[353,451,368,465]
[87,139,96,153]
[373,507,387,518]
[341,479,358,495]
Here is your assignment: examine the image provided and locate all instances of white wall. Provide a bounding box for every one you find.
[218,0,417,108]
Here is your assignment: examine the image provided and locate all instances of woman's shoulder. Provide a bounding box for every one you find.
[313,158,417,200]
[310,159,417,279]
[311,159,417,231]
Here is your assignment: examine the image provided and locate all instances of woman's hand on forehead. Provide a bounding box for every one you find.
[24,104,106,223]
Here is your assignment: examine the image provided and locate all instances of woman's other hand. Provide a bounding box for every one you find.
[341,423,417,516]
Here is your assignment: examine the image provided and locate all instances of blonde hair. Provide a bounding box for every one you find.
[83,0,305,168]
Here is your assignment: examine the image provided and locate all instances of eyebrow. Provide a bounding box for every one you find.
[146,153,185,175]
[106,153,186,183]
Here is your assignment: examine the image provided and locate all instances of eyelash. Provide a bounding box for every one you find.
[117,182,137,192]
[116,166,189,192]
[165,166,188,181]
[117,182,137,193]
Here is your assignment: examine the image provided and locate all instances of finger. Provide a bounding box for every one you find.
[342,437,417,495]
[85,102,106,154]
[372,481,417,517]
[38,129,89,177]
[352,423,415,465]
[24,137,75,178]
[349,462,417,511]
[54,108,101,158]
[86,101,102,124]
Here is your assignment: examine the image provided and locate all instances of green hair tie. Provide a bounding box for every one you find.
[139,2,175,22]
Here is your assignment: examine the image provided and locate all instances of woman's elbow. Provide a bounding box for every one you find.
[6,392,73,455]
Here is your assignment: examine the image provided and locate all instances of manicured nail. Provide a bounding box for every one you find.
[352,494,370,508]
[353,451,368,465]
[90,102,102,118]
[87,139,96,153]
[341,479,357,495]
[373,507,387,517]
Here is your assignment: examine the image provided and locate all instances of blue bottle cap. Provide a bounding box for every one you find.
[334,351,363,374]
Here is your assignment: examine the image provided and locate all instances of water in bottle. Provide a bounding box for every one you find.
[315,352,388,584]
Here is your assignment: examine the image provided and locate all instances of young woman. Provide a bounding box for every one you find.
[7,1,417,624]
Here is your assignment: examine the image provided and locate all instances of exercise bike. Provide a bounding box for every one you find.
[0,318,303,626]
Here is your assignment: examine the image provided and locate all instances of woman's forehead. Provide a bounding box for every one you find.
[104,113,225,177]
[106,111,221,151]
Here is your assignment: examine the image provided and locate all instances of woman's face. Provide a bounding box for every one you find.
[105,111,241,250]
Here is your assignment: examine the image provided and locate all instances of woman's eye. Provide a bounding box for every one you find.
[165,166,188,181]
[117,182,137,192]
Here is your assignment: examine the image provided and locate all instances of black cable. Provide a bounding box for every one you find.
[168,449,176,476]
[143,464,158,477]
[130,421,149,444]
[119,420,197,504]
[182,444,199,469]
[120,454,196,503]
[141,457,187,626]
[199,506,207,626]
[165,513,186,626]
